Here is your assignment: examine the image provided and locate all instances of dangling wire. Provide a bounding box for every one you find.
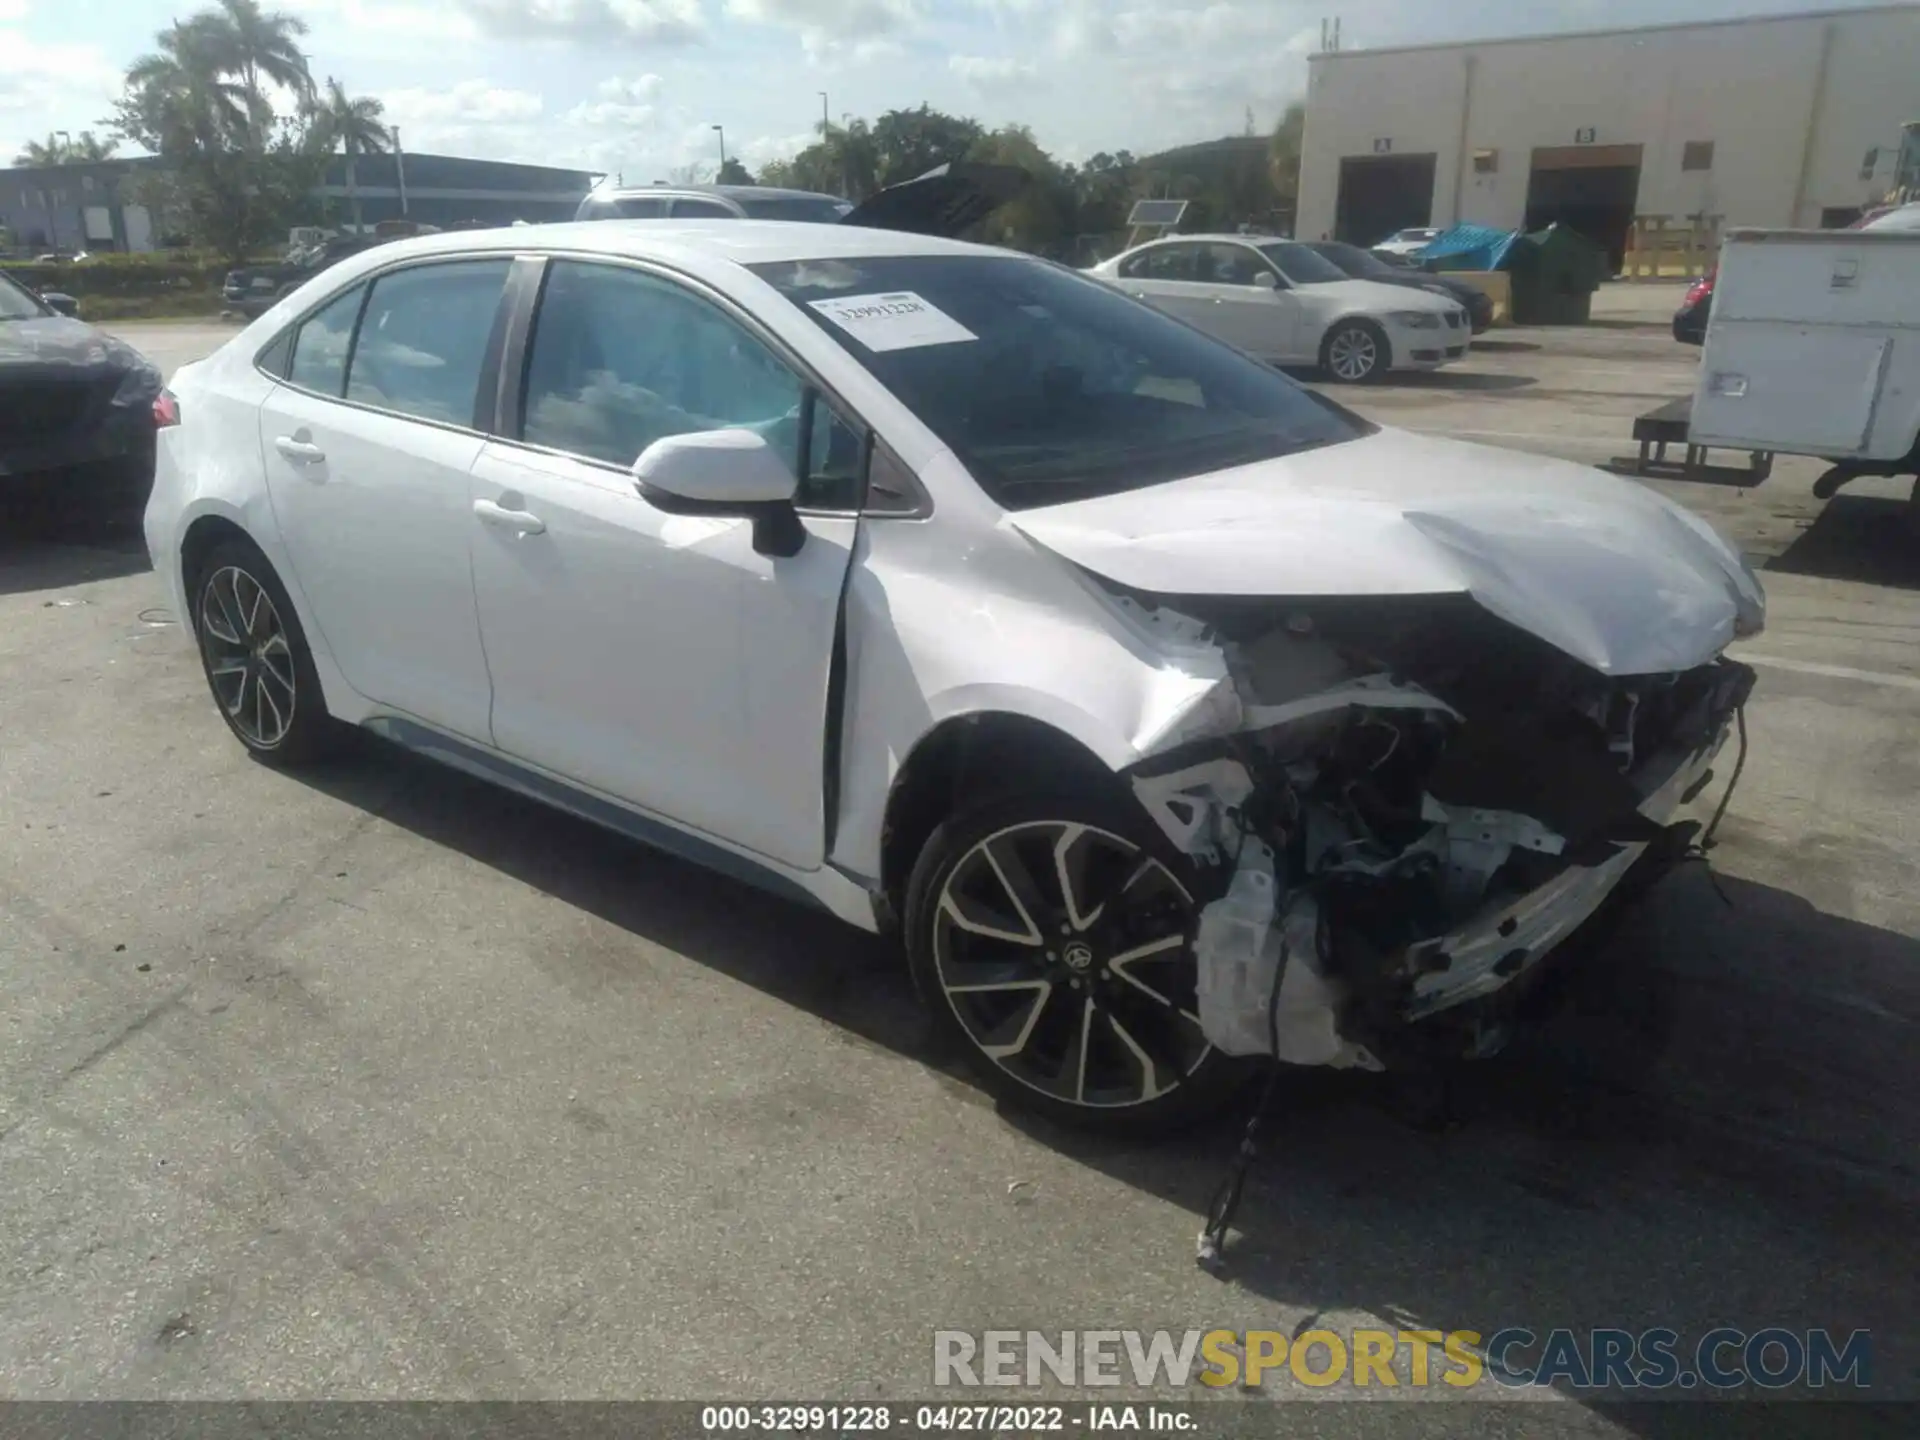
[1197,892,1314,1274]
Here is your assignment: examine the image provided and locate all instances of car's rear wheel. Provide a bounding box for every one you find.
[190,538,344,766]
[904,788,1247,1134]
[1321,318,1389,383]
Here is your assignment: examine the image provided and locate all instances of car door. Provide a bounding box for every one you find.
[1115,242,1209,325]
[1190,242,1305,361]
[257,257,512,742]
[467,257,864,869]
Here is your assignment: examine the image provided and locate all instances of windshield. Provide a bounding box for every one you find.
[738,195,853,222]
[1313,242,1399,280]
[0,272,50,320]
[1254,242,1350,286]
[751,253,1368,511]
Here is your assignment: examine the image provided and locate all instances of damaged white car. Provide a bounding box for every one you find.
[146,221,1764,1132]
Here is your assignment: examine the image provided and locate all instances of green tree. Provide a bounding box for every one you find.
[715,157,754,186]
[208,0,316,128]
[966,125,1069,255]
[114,3,332,263]
[13,130,121,165]
[869,105,984,187]
[312,77,391,234]
[1270,102,1305,218]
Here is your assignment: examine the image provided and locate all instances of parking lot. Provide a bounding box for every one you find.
[3,291,1917,1420]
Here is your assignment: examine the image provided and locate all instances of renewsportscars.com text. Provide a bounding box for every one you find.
[932,1328,1872,1391]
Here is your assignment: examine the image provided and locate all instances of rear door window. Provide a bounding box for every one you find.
[286,283,365,397]
[1120,245,1199,282]
[669,197,736,218]
[343,260,512,427]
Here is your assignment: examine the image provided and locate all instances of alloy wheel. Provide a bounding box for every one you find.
[1328,325,1379,381]
[198,564,297,749]
[931,820,1209,1109]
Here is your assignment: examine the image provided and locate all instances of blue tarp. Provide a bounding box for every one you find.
[1415,223,1521,271]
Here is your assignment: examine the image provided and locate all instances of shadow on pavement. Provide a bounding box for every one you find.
[1376,369,1537,393]
[290,741,1920,1414]
[1469,338,1544,354]
[1765,493,1920,592]
[0,516,152,598]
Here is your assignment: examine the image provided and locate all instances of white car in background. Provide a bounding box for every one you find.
[145,220,1761,1133]
[1374,226,1442,257]
[1088,235,1469,382]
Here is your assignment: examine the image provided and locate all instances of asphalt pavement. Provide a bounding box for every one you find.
[0,296,1914,1421]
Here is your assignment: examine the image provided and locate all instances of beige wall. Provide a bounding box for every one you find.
[1296,6,1920,242]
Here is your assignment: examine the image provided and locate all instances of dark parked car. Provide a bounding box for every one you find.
[0,269,162,522]
[1301,241,1495,334]
[1674,270,1714,346]
[576,162,1030,238]
[223,235,385,318]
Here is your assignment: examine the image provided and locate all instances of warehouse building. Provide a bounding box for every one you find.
[0,152,598,254]
[1295,4,1920,264]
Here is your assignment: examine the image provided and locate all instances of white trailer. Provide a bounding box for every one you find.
[1687,226,1920,515]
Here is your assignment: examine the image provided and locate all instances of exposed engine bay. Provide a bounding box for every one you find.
[1112,589,1756,1071]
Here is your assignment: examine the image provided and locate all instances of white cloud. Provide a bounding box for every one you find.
[949,54,1039,90]
[0,1,29,22]
[382,79,546,125]
[737,129,816,167]
[563,73,665,127]
[455,0,705,45]
[724,0,922,39]
[0,33,122,160]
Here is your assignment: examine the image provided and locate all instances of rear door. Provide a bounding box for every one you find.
[1116,242,1211,324]
[256,257,512,741]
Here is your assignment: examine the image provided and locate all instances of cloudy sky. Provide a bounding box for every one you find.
[1,0,1905,180]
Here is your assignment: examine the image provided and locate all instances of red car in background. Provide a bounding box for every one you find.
[1674,204,1912,346]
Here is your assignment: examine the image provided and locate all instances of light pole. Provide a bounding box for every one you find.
[819,92,828,135]
[712,124,726,173]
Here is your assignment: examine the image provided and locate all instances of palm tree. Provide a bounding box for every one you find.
[13,135,66,166]
[210,0,316,126]
[314,77,391,234]
[125,18,250,152]
[10,130,118,166]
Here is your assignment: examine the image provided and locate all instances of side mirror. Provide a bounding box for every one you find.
[1252,271,1280,291]
[632,428,805,558]
[42,291,79,317]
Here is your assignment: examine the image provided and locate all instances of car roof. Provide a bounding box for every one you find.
[586,183,841,204]
[332,218,1000,269]
[1130,232,1289,246]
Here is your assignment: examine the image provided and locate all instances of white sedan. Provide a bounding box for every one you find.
[1087,234,1469,382]
[147,219,1762,1132]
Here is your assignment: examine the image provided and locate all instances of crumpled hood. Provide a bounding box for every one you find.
[1008,427,1766,677]
[0,315,150,381]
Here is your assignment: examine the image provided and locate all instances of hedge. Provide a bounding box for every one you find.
[2,258,236,297]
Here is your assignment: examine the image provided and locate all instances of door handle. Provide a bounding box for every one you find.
[473,498,546,535]
[274,435,325,463]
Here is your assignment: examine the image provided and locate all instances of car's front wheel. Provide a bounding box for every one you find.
[190,538,344,766]
[905,789,1247,1134]
[1321,318,1389,383]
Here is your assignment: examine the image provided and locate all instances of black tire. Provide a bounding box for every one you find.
[188,536,346,767]
[1320,318,1390,383]
[904,786,1251,1135]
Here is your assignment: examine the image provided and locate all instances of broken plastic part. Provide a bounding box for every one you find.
[1192,845,1382,1069]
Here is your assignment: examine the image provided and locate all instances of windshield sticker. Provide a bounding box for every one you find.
[807,292,977,352]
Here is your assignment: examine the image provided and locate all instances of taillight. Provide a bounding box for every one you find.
[1684,275,1713,306]
[153,390,181,428]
